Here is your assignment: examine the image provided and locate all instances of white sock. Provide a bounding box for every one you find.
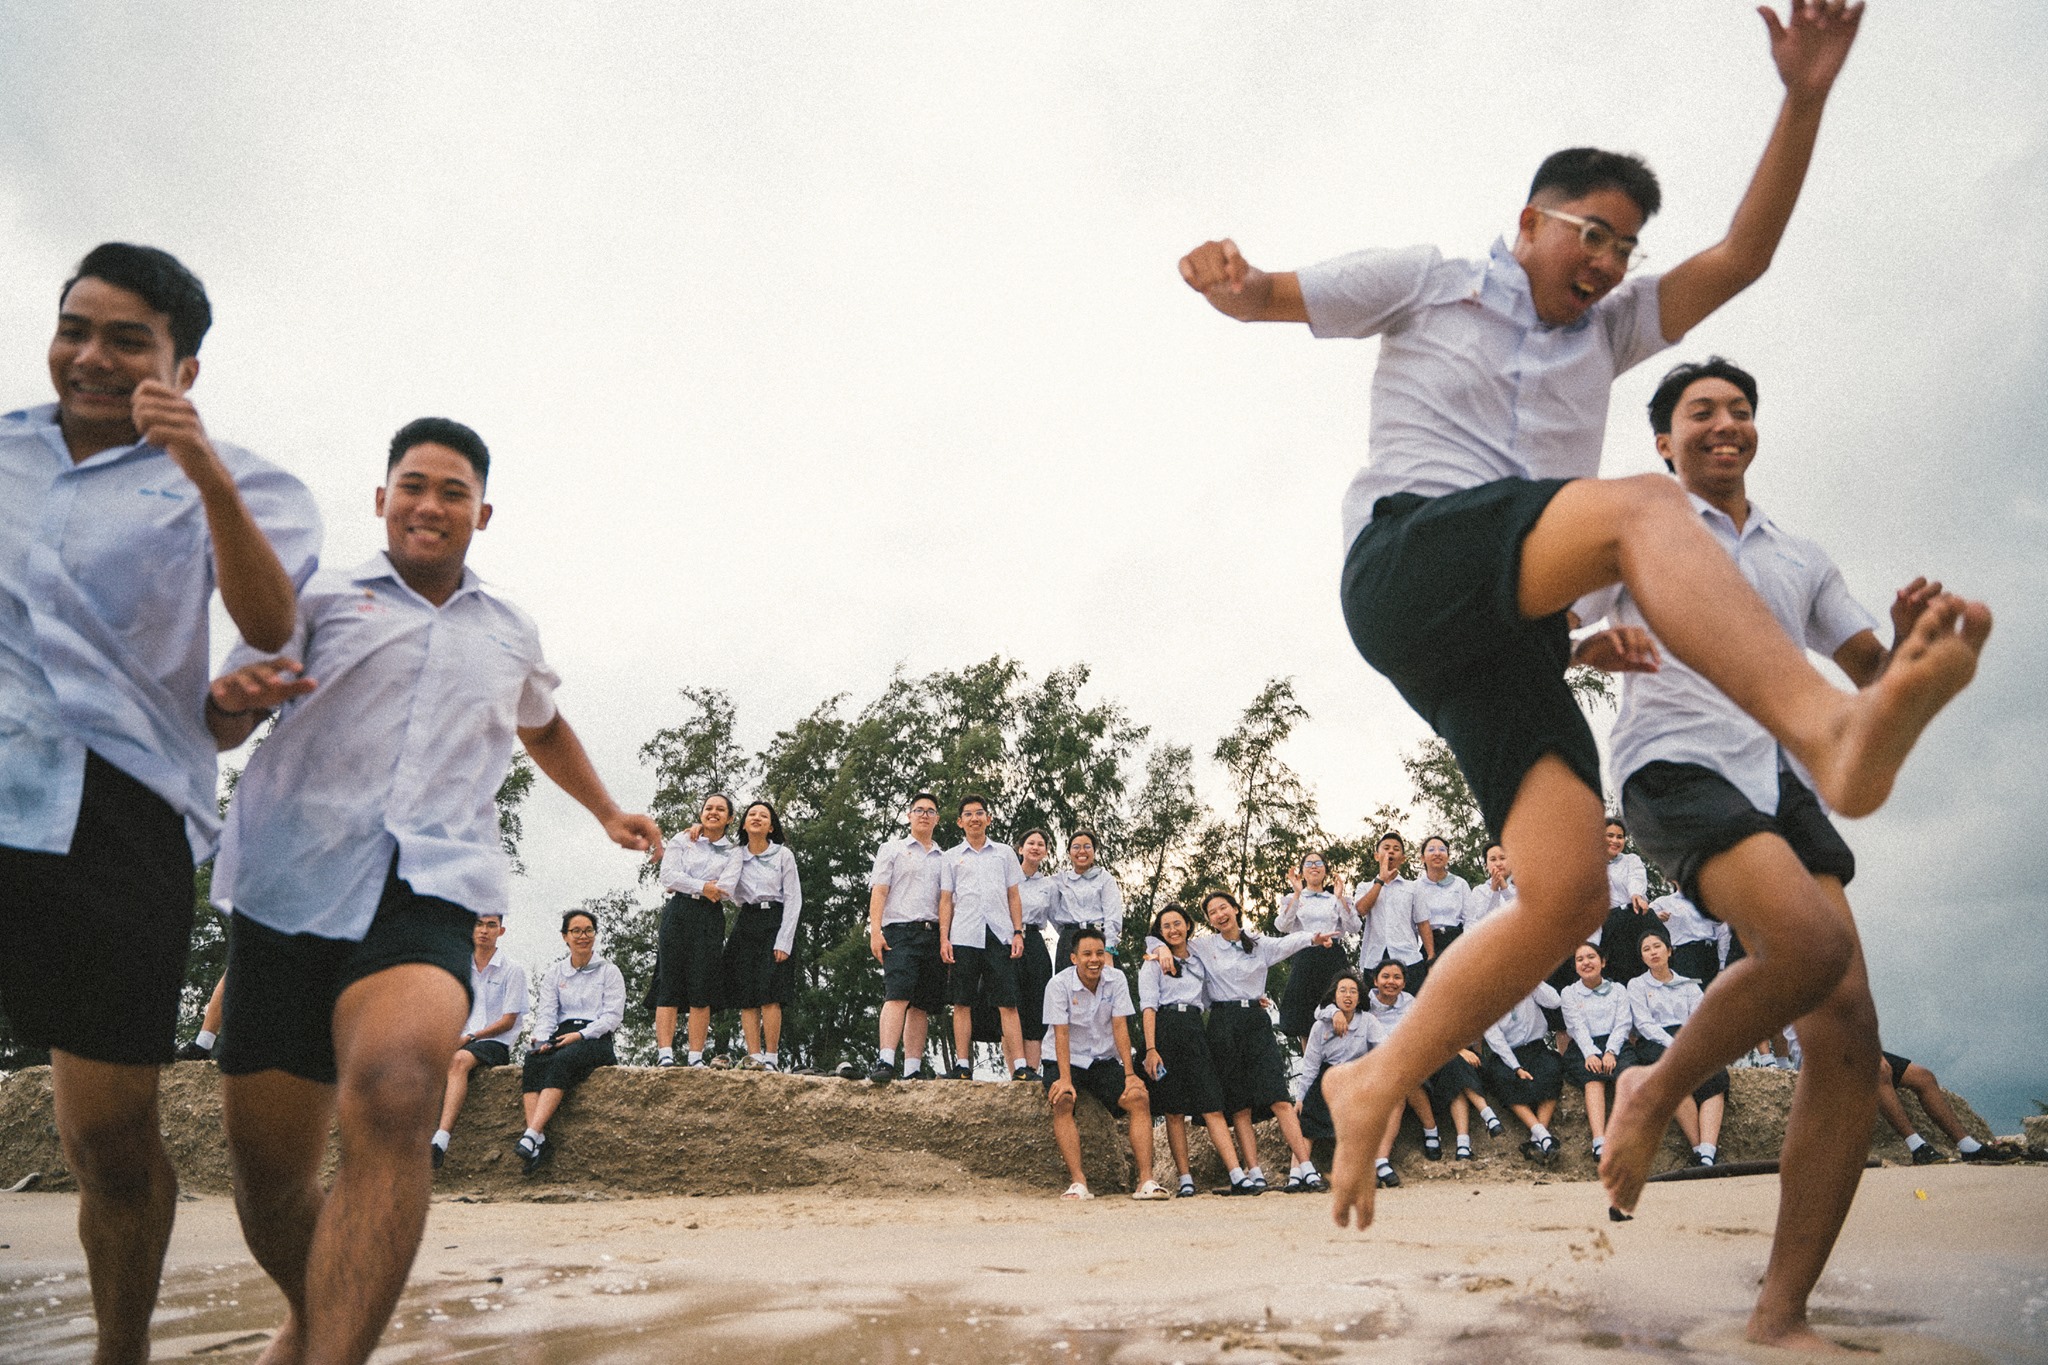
[1906,1133,1928,1152]
[1290,1160,1311,1178]
[1014,1059,1029,1073]
[1529,1123,1551,1143]
[764,1052,778,1067]
[431,1130,450,1150]
[1178,1173,1195,1189]
[903,1057,922,1076]
[523,1128,544,1144]
[1456,1135,1472,1152]
[194,1029,217,1050]
[1958,1135,1983,1154]
[1376,1158,1394,1175]
[1246,1166,1265,1182]
[1422,1126,1439,1140]
[1591,1136,1605,1156]
[1696,1143,1716,1161]
[657,1047,674,1062]
[1479,1106,1498,1125]
[688,1051,703,1064]
[1228,1166,1246,1183]
[878,1048,896,1066]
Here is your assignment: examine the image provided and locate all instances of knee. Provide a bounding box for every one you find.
[1618,472,1693,524]
[448,1051,478,1079]
[1518,861,1609,933]
[340,1053,445,1136]
[64,1112,168,1200]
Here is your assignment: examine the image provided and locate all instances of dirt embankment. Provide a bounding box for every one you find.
[0,1062,1999,1199]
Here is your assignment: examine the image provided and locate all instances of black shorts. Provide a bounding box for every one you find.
[1622,762,1855,911]
[1143,1004,1227,1118]
[1042,1057,1133,1115]
[949,928,1020,1008]
[721,904,785,1009]
[218,861,475,1085]
[1882,1050,1912,1088]
[522,1030,617,1094]
[1204,1000,1292,1116]
[0,752,196,1066]
[651,893,725,1010]
[1481,1040,1564,1109]
[1341,478,1601,841]
[881,920,946,1013]
[461,1039,512,1069]
[1016,929,1054,1037]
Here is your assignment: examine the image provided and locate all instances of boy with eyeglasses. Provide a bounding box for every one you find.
[1176,0,1992,1249]
[863,792,949,1082]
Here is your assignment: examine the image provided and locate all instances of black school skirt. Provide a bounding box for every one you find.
[1144,1004,1226,1118]
[1205,1001,1292,1115]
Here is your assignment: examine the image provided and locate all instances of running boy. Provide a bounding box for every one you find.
[204,417,661,1365]
[0,243,320,1364]
[1176,1,1990,1237]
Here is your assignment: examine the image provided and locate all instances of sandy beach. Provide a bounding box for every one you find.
[3,1165,2043,1363]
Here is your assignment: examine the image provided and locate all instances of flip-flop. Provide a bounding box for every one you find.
[1060,1182,1094,1201]
[1130,1180,1171,1201]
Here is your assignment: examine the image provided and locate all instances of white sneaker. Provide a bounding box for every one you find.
[1130,1179,1171,1201]
[1059,1182,1094,1201]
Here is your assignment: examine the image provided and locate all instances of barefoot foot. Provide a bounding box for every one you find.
[1598,1064,1676,1215]
[1810,594,1991,818]
[1745,1317,1873,1354]
[1322,1055,1403,1230]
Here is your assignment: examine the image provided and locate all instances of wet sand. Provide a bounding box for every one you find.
[2,1165,2042,1362]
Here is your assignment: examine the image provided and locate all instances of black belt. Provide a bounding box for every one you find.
[1210,999,1260,1010]
[1160,1002,1201,1014]
[741,900,784,911]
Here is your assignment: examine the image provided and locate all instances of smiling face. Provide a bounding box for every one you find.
[1661,376,1758,504]
[48,276,196,445]
[1574,942,1605,986]
[958,801,990,842]
[1605,824,1627,858]
[1300,854,1328,891]
[1374,962,1406,1000]
[562,913,597,960]
[1514,187,1645,327]
[1156,907,1191,949]
[1422,839,1449,877]
[698,795,732,840]
[1204,894,1239,938]
[1068,835,1096,874]
[1019,830,1048,871]
[377,442,491,588]
[1071,934,1108,986]
[742,803,774,842]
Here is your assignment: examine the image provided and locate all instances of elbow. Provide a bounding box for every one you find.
[241,613,295,656]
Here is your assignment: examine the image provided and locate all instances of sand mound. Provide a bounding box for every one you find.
[0,1062,1999,1198]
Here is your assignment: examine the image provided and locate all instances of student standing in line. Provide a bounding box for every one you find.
[1626,931,1727,1167]
[1301,971,1411,1190]
[1052,828,1125,965]
[864,793,948,1082]
[205,417,658,1364]
[1465,842,1518,931]
[1182,11,1990,1261]
[519,909,628,1173]
[937,795,1028,1080]
[432,912,528,1168]
[0,243,320,1364]
[1356,961,1448,1163]
[1480,981,1566,1164]
[1275,852,1360,1042]
[1138,904,1241,1197]
[1014,828,1058,1078]
[1411,836,1472,965]
[652,792,740,1067]
[1597,819,1658,984]
[1650,888,1729,989]
[721,800,802,1071]
[1185,891,1332,1194]
[1354,833,1433,994]
[1558,941,1636,1160]
[1042,926,1170,1201]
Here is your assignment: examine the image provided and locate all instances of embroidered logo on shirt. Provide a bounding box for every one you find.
[137,486,187,500]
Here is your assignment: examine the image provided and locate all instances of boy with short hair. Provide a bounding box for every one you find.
[864,793,948,1082]
[937,795,1029,1080]
[0,242,320,1363]
[204,416,661,1365]
[1176,4,1992,1268]
[1041,926,1169,1200]
[431,911,529,1168]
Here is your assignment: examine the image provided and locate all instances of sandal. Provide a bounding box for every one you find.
[1060,1182,1095,1201]
[1130,1180,1171,1201]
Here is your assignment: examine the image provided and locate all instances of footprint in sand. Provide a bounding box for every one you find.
[1684,1320,1995,1363]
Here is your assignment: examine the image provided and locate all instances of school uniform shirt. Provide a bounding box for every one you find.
[1295,240,1671,550]
[1185,930,1317,1003]
[1626,971,1704,1047]
[465,949,530,1045]
[1357,877,1429,967]
[658,833,742,900]
[1412,870,1473,930]
[869,835,945,925]
[1651,891,1727,952]
[213,553,557,940]
[1137,940,1209,1011]
[532,955,626,1041]
[940,837,1024,947]
[1483,982,1561,1068]
[1299,1008,1389,1100]
[1365,989,1415,1030]
[1274,888,1361,938]
[731,842,803,954]
[0,403,321,861]
[1018,871,1058,929]
[1042,964,1135,1067]
[1605,852,1648,910]
[1559,979,1631,1060]
[1580,493,1878,815]
[1053,866,1127,952]
[1466,878,1517,928]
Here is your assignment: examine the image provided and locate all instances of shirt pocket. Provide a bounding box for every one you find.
[59,469,207,634]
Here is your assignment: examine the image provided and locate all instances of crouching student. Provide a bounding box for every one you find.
[1139,905,1241,1197]
[206,417,660,1365]
[1042,926,1168,1200]
[1627,930,1727,1167]
[1189,891,1331,1194]
[1876,1047,1990,1165]
[1480,981,1565,1164]
[721,800,802,1071]
[1558,941,1636,1160]
[432,912,528,1168]
[520,908,627,1174]
[1360,962,1449,1164]
[1299,972,1404,1190]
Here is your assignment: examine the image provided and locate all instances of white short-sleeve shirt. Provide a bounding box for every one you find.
[466,948,530,1044]
[870,834,945,925]
[1042,965,1135,1067]
[940,837,1023,946]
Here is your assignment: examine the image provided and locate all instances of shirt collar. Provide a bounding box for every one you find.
[22,401,156,472]
[1689,489,1776,543]
[350,550,485,608]
[1479,237,1590,334]
[567,954,608,974]
[476,947,504,974]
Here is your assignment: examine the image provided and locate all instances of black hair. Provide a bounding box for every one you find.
[1371,958,1409,988]
[957,794,989,817]
[1320,968,1367,1011]
[909,792,940,813]
[1376,831,1405,850]
[1069,924,1106,957]
[739,799,786,846]
[1201,890,1258,954]
[1484,842,1506,859]
[62,243,213,360]
[561,908,598,933]
[1017,826,1052,854]
[1647,356,1760,470]
[1149,903,1194,942]
[1069,827,1101,852]
[1422,834,1450,854]
[1638,925,1674,953]
[1605,817,1628,835]
[1528,148,1662,221]
[698,792,738,827]
[1575,939,1608,963]
[388,417,491,484]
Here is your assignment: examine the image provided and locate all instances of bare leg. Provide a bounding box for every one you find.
[739,1008,763,1057]
[1405,1089,1436,1128]
[1272,1101,1313,1165]
[1582,1079,1609,1140]
[687,1006,710,1054]
[1376,1109,1401,1162]
[436,1049,480,1136]
[222,1069,334,1365]
[49,1052,178,1365]
[1874,1070,1918,1141]
[1902,1065,1971,1145]
[998,1007,1022,1072]
[1025,1037,1043,1068]
[1125,1099,1155,1183]
[1748,903,1880,1351]
[1698,1093,1725,1150]
[1231,1111,1260,1173]
[1510,1103,1541,1132]
[1326,756,1607,1228]
[1519,475,1990,818]
[520,1090,538,1128]
[1048,1093,1087,1186]
[654,1005,678,1051]
[529,1087,566,1133]
[951,1006,975,1070]
[1448,1093,1471,1138]
[878,999,908,1054]
[763,1004,782,1056]
[202,975,226,1036]
[1201,1112,1240,1170]
[903,1007,929,1067]
[1536,1098,1556,1129]
[1603,836,1851,1213]
[1674,1097,1702,1149]
[1165,1115,1191,1178]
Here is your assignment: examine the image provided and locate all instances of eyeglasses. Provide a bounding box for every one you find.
[1533,207,1645,269]
[565,927,596,936]
[910,808,939,818]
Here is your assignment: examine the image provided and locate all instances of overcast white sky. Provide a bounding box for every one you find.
[4,3,2042,1127]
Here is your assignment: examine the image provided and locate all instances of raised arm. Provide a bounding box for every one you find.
[519,711,663,860]
[1178,239,1309,323]
[1657,1,1864,342]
